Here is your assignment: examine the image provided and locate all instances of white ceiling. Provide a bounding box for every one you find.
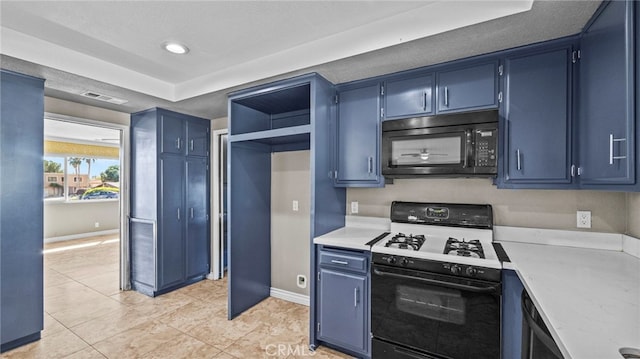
[1,1,533,102]
[0,1,601,120]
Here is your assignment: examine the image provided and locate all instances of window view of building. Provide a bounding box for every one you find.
[43,156,119,201]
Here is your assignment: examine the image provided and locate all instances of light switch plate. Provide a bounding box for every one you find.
[577,210,591,228]
[292,200,299,212]
[351,201,358,214]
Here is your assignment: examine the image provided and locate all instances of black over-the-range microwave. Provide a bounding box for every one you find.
[381,109,498,178]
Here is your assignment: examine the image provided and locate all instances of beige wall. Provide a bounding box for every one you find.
[44,200,119,238]
[45,97,130,125]
[271,151,311,296]
[211,117,227,131]
[627,192,640,237]
[347,179,627,233]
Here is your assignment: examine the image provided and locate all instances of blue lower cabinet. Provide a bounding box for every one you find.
[317,248,370,358]
[0,70,45,352]
[502,270,524,359]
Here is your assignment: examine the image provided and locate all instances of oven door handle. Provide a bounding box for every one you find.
[373,268,499,294]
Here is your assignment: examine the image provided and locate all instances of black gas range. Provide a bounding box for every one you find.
[370,201,502,359]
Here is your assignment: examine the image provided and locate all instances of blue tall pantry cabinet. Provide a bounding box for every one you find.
[130,108,210,297]
[0,70,45,352]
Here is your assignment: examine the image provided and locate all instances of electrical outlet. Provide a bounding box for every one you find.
[351,201,359,214]
[292,200,299,212]
[94,222,100,228]
[296,274,307,288]
[577,211,591,229]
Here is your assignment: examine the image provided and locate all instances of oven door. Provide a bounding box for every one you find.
[371,264,501,359]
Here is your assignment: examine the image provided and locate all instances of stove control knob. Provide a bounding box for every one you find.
[386,256,397,265]
[466,267,477,277]
[400,257,409,266]
[450,264,462,275]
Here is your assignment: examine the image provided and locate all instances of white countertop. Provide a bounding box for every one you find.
[500,240,640,359]
[313,216,390,251]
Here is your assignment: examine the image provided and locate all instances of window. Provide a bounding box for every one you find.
[43,156,120,201]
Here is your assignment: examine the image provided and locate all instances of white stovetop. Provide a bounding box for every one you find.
[371,223,501,269]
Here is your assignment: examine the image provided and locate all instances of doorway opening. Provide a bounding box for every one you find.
[42,113,130,301]
[210,129,228,280]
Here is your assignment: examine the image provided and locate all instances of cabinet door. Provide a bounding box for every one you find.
[159,155,185,288]
[335,84,382,186]
[502,270,524,359]
[187,119,209,157]
[436,62,498,113]
[185,157,209,279]
[384,74,434,119]
[161,113,186,155]
[578,0,635,186]
[318,268,367,354]
[502,47,573,185]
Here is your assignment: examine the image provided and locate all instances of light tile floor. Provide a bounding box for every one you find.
[1,235,351,359]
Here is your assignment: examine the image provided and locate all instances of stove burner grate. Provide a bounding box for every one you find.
[444,237,485,259]
[385,233,426,251]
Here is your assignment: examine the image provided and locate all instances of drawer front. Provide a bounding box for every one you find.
[319,251,368,273]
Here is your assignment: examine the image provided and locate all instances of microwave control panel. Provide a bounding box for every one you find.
[474,129,497,167]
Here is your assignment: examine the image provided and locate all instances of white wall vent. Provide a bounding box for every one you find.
[80,91,128,105]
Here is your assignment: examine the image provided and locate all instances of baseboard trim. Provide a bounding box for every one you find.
[44,229,119,243]
[270,287,310,306]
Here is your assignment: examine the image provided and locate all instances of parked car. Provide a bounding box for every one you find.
[81,187,119,200]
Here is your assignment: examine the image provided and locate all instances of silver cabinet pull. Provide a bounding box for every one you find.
[190,208,194,219]
[367,156,373,174]
[609,133,627,165]
[516,149,522,171]
[571,165,575,177]
[330,259,348,265]
[176,137,181,150]
[190,139,194,152]
[444,86,449,107]
[177,208,181,221]
[354,287,359,307]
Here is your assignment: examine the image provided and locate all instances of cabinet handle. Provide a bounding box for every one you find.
[354,287,359,307]
[516,149,522,171]
[571,165,575,177]
[190,207,194,219]
[422,91,427,111]
[177,208,181,221]
[444,86,449,107]
[190,139,194,152]
[609,133,627,165]
[367,156,373,174]
[330,259,348,265]
[176,137,181,150]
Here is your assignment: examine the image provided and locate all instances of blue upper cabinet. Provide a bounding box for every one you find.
[436,61,498,114]
[383,73,434,120]
[500,45,574,188]
[578,0,636,187]
[335,83,384,187]
[187,120,210,157]
[161,112,185,155]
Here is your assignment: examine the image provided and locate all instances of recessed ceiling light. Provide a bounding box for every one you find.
[163,42,189,54]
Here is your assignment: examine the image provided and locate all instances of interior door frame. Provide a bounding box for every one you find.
[209,128,228,280]
[44,112,131,290]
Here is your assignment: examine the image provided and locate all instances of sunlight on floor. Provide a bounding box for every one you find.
[43,238,120,254]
